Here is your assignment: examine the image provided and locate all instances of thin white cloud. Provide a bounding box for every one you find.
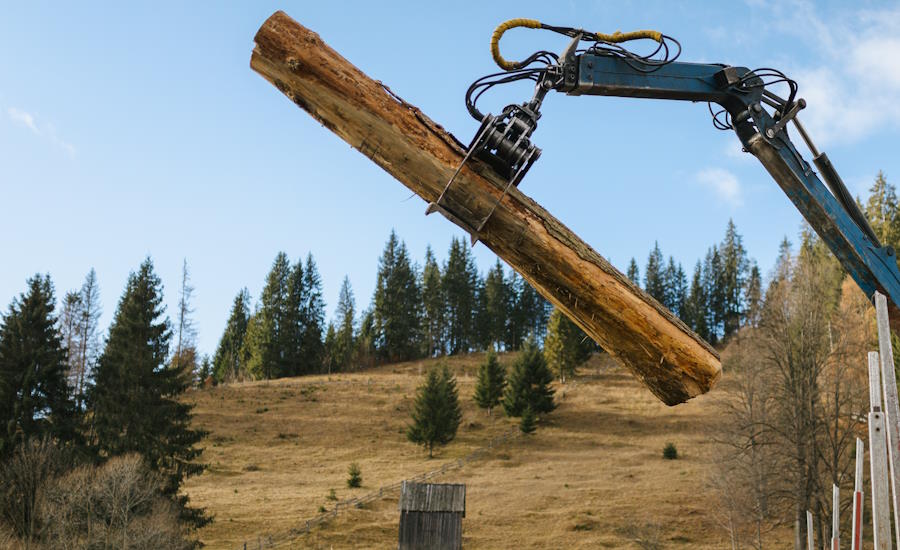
[755,2,900,147]
[6,106,76,158]
[696,168,743,207]
[8,107,40,135]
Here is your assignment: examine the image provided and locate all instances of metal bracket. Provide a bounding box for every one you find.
[426,116,495,245]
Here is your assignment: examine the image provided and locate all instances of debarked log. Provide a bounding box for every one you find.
[250,11,721,405]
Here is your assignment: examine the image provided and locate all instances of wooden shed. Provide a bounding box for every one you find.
[398,481,466,550]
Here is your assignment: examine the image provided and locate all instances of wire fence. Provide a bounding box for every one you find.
[237,426,522,549]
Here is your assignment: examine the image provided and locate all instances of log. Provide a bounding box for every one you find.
[250,11,721,405]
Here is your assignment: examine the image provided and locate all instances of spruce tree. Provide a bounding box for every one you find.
[519,406,537,434]
[356,309,377,369]
[240,310,269,380]
[250,252,291,379]
[473,350,506,416]
[443,236,479,354]
[626,258,640,284]
[744,263,762,328]
[502,338,555,417]
[282,260,306,376]
[373,231,421,362]
[719,220,749,338]
[421,246,445,357]
[407,365,462,458]
[301,253,326,374]
[323,322,338,374]
[865,171,900,253]
[483,260,510,350]
[213,289,250,382]
[88,258,208,527]
[685,261,709,340]
[702,246,724,344]
[0,275,76,455]
[334,276,356,371]
[543,308,592,383]
[644,242,666,304]
[510,276,550,345]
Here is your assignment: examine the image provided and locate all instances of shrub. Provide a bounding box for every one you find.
[326,488,337,501]
[663,442,678,460]
[347,463,362,488]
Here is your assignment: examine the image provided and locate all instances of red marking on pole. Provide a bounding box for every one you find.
[852,490,862,550]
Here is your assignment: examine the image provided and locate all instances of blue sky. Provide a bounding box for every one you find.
[2,1,899,356]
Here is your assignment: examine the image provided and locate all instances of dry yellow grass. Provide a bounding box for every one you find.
[183,353,789,549]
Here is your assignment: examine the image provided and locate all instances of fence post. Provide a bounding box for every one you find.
[852,437,864,550]
[875,291,900,549]
[868,350,892,550]
[807,511,814,550]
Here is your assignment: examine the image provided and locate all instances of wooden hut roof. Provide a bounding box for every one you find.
[399,482,466,515]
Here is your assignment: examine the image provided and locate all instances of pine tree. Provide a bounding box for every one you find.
[510,276,550,345]
[443,237,479,354]
[662,256,687,316]
[685,261,709,340]
[744,262,762,328]
[300,254,326,374]
[519,406,537,434]
[626,257,640,284]
[88,258,208,526]
[543,308,592,383]
[719,220,749,338]
[323,322,337,374]
[213,289,250,382]
[356,309,377,369]
[865,171,900,253]
[198,354,212,385]
[502,338,555,417]
[473,350,506,416]
[703,246,724,344]
[248,252,291,379]
[421,246,445,357]
[407,365,462,458]
[333,276,356,371]
[0,275,77,455]
[483,259,510,350]
[282,260,306,377]
[473,272,490,351]
[373,231,421,362]
[644,242,666,304]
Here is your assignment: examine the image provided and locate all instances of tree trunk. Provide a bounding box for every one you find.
[250,11,722,405]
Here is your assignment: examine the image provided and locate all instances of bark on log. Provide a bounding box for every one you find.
[250,11,721,405]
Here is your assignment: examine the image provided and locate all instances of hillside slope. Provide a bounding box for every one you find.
[182,353,780,548]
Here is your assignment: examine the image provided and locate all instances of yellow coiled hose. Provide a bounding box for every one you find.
[490,18,663,71]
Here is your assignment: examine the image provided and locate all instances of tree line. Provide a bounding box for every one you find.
[626,218,762,345]
[212,231,553,383]
[0,259,207,548]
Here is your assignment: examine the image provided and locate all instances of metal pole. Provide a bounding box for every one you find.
[869,350,893,549]
[832,484,840,550]
[876,292,900,549]
[853,438,865,549]
[808,510,815,550]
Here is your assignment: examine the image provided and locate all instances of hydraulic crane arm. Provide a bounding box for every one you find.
[440,20,900,326]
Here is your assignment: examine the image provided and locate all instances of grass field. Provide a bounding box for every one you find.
[183,352,787,549]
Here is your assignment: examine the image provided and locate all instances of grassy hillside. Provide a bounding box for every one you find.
[182,353,785,549]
